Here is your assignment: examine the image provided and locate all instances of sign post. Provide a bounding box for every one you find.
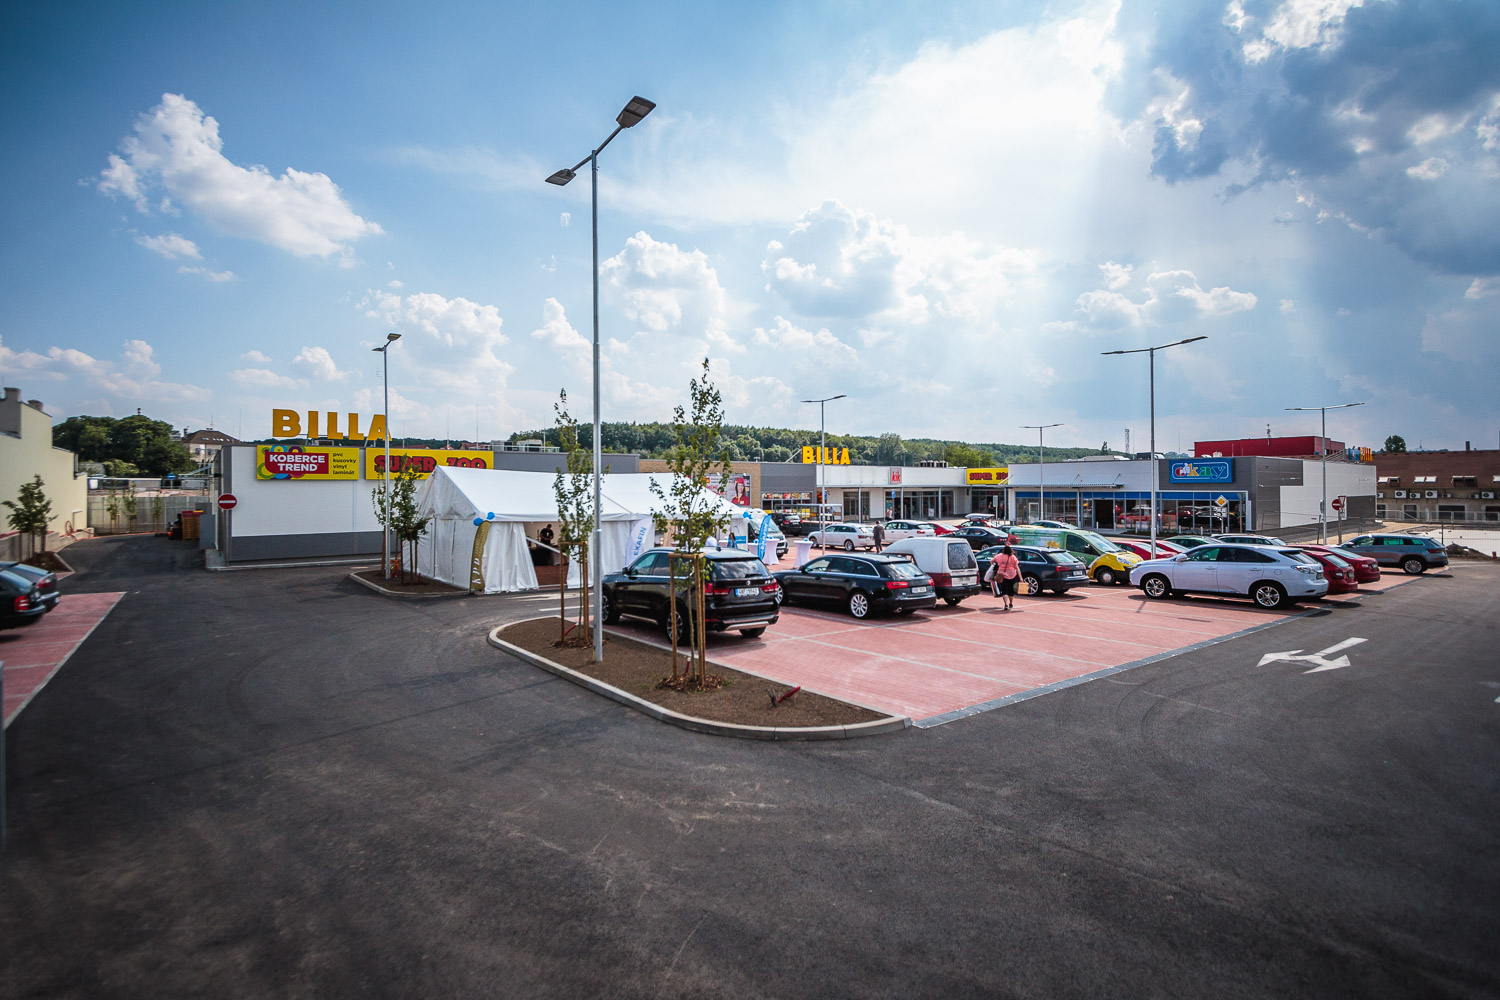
[1332,495,1345,541]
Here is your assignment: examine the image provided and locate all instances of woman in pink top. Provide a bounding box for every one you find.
[992,544,1021,610]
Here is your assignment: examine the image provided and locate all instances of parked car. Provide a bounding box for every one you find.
[1109,537,1186,560]
[1215,534,1287,546]
[807,522,877,551]
[882,536,981,605]
[880,520,937,543]
[919,521,955,536]
[949,525,1014,550]
[1302,544,1381,583]
[1007,525,1142,586]
[976,544,1091,596]
[601,548,780,640]
[1030,519,1078,530]
[0,560,60,613]
[1296,548,1359,595]
[1165,534,1216,549]
[957,515,1000,528]
[0,567,48,631]
[768,511,806,536]
[1342,533,1450,575]
[774,552,938,618]
[1130,543,1329,610]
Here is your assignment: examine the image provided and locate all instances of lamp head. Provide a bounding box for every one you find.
[386,332,401,342]
[545,169,577,186]
[616,96,656,128]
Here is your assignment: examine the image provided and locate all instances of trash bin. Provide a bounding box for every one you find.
[181,510,202,540]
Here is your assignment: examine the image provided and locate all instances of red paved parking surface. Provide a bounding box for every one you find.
[2,592,124,728]
[608,575,1417,726]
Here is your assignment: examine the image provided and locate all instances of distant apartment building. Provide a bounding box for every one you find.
[181,428,240,464]
[1372,446,1500,522]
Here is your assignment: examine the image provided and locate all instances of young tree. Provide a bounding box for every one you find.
[371,465,430,583]
[104,486,122,533]
[123,484,139,530]
[3,474,54,557]
[650,359,734,687]
[551,391,595,646]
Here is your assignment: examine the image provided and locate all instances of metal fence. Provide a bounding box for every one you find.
[86,493,205,535]
[1378,508,1500,523]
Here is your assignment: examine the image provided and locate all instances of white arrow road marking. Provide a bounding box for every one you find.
[1257,637,1368,673]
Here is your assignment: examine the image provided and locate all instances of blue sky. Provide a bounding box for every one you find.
[2,0,1497,453]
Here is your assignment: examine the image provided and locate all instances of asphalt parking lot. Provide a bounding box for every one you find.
[2,536,1498,998]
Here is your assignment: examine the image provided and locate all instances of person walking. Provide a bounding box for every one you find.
[992,543,1021,611]
[538,523,555,565]
[871,520,885,553]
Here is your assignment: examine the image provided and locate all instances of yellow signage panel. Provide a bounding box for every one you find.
[257,446,361,480]
[801,446,850,465]
[366,448,493,480]
[965,467,1009,486]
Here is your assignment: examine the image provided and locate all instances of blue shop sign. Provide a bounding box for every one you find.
[1168,459,1233,484]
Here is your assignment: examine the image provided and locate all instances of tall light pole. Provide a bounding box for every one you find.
[1102,336,1206,555]
[801,394,845,546]
[1285,401,1364,543]
[372,332,401,580]
[547,96,655,663]
[1021,423,1063,523]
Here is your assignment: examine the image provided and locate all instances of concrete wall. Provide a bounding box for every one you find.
[492,450,639,474]
[0,387,89,546]
[1276,461,1376,528]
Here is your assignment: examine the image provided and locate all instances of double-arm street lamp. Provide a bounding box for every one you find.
[547,96,655,663]
[1102,336,1206,556]
[801,394,846,545]
[372,331,401,580]
[1021,423,1063,523]
[1285,401,1365,543]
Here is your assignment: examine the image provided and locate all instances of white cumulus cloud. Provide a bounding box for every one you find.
[135,233,201,260]
[292,345,350,382]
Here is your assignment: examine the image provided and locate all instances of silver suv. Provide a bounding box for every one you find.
[1342,534,1449,575]
[1130,543,1329,610]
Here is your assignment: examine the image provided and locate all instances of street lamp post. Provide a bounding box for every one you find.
[1102,336,1206,556]
[1285,401,1364,544]
[372,332,401,580]
[547,96,655,664]
[1021,423,1063,523]
[801,394,846,546]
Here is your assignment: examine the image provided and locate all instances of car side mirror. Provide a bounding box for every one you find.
[626,568,638,578]
[1173,555,1187,562]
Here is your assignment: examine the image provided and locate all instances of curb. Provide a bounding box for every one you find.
[486,620,910,741]
[347,571,472,599]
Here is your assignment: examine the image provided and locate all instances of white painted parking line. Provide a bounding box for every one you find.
[1257,637,1367,673]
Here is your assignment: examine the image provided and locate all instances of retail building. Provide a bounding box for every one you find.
[1371,445,1500,522]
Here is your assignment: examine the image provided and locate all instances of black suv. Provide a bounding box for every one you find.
[773,553,938,619]
[602,548,780,640]
[768,511,806,536]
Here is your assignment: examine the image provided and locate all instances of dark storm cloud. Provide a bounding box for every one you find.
[1135,0,1500,276]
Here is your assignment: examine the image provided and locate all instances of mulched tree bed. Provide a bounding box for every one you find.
[351,569,468,596]
[500,616,884,728]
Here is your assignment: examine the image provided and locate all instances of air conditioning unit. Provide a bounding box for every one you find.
[1440,491,1452,498]
[1425,490,1438,499]
[1483,492,1496,500]
[1393,490,1407,498]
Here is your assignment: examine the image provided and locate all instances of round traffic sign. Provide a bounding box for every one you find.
[217,493,238,511]
[1331,496,1345,511]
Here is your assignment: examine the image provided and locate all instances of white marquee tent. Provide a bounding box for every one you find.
[414,467,769,594]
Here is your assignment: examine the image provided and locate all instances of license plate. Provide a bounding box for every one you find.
[910,586,929,594]
[734,587,760,597]
[955,574,976,583]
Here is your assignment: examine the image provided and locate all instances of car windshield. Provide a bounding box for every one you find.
[1322,547,1361,561]
[1279,550,1317,564]
[881,561,925,580]
[1046,552,1085,565]
[1077,531,1120,553]
[710,558,769,581]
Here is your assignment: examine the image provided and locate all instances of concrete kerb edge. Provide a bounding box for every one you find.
[486,619,910,741]
[346,571,472,599]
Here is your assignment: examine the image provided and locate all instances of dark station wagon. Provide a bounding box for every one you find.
[774,553,938,619]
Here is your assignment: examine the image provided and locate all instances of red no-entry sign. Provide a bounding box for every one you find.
[217,493,238,511]
[1331,496,1345,511]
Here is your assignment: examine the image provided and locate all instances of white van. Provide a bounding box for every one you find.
[883,536,981,605]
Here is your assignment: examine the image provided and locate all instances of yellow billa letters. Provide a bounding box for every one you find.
[270,409,388,442]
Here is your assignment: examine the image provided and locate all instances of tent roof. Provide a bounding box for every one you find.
[418,466,751,524]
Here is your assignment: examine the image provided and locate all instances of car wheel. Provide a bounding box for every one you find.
[601,588,620,624]
[944,596,963,606]
[848,591,871,619]
[663,606,691,643]
[1252,581,1288,609]
[772,587,784,606]
[1141,574,1172,599]
[1095,567,1117,586]
[1023,573,1043,596]
[1402,556,1426,575]
[844,540,855,551]
[739,627,766,638]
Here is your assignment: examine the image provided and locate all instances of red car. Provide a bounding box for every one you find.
[1302,544,1381,584]
[1298,548,1359,595]
[1111,537,1185,560]
[919,521,955,536]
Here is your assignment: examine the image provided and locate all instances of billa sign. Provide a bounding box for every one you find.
[257,445,361,480]
[801,446,850,465]
[965,467,1009,486]
[366,448,492,479]
[270,408,390,442]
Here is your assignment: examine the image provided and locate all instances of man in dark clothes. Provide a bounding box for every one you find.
[872,521,885,552]
[537,523,555,565]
